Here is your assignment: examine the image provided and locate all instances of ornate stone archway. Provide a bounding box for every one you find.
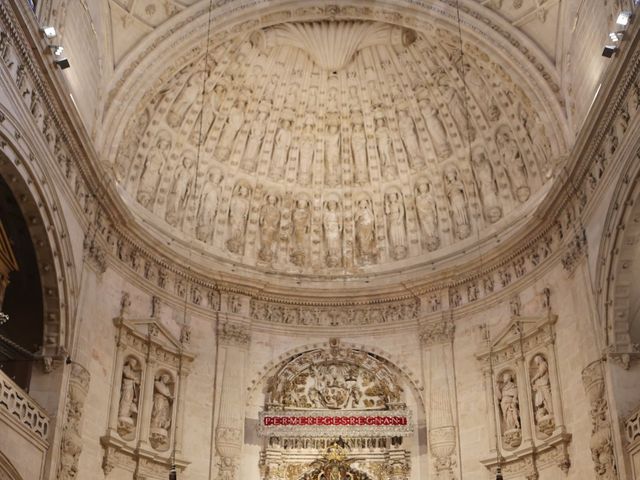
[258,339,414,480]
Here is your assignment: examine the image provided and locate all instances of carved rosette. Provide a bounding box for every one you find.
[57,363,90,480]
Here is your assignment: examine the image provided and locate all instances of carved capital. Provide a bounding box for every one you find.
[420,319,455,347]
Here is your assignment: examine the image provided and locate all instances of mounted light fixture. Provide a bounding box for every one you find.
[54,58,70,69]
[42,26,56,38]
[169,464,177,480]
[48,45,70,69]
[602,45,619,58]
[616,11,633,26]
[609,31,624,42]
[49,45,64,56]
[495,466,503,480]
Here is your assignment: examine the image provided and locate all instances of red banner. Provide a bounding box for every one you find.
[262,415,408,427]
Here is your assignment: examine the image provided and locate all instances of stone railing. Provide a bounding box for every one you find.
[626,404,640,444]
[0,369,49,441]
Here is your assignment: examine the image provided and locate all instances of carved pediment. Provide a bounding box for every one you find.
[266,340,404,411]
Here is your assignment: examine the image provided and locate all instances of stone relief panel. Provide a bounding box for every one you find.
[109,18,562,275]
[101,313,194,479]
[477,312,572,478]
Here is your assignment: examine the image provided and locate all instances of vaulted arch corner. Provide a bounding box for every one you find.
[1,0,640,479]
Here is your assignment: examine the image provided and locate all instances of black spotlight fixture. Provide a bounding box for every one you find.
[54,58,71,69]
[169,464,177,480]
[602,45,619,58]
[495,466,503,480]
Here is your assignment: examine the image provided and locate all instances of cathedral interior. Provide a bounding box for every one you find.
[1,0,640,479]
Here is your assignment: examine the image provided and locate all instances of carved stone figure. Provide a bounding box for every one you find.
[415,181,440,251]
[298,116,316,185]
[258,194,281,262]
[167,70,206,128]
[416,93,451,159]
[194,83,226,145]
[165,152,195,227]
[241,110,268,172]
[397,108,424,168]
[531,355,554,435]
[215,99,246,161]
[351,119,369,184]
[438,75,475,141]
[137,131,171,208]
[354,198,376,264]
[385,191,407,260]
[117,357,141,437]
[325,115,341,186]
[471,146,502,223]
[444,165,470,240]
[150,373,174,450]
[291,198,311,266]
[497,372,521,448]
[270,116,293,178]
[496,126,529,202]
[226,184,251,254]
[116,109,150,182]
[375,113,396,179]
[195,168,222,243]
[323,199,343,267]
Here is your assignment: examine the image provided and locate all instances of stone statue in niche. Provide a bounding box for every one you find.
[298,115,316,185]
[416,91,451,159]
[518,105,552,178]
[325,114,341,186]
[166,70,207,128]
[471,146,502,223]
[137,131,172,208]
[258,193,281,262]
[397,107,425,168]
[115,109,150,182]
[149,373,174,450]
[117,357,141,438]
[530,355,555,436]
[195,168,222,243]
[444,165,471,240]
[351,116,369,184]
[226,183,251,254]
[354,197,377,265]
[323,199,343,267]
[270,115,293,178]
[385,190,408,260]
[375,111,396,179]
[497,371,521,448]
[215,99,246,161]
[192,83,226,145]
[460,62,492,117]
[438,74,475,142]
[240,110,268,172]
[496,125,530,202]
[415,181,440,251]
[165,152,195,227]
[290,197,311,266]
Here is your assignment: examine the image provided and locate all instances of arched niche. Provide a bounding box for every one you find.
[244,339,427,480]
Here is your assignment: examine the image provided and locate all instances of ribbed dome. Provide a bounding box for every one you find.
[109,17,565,278]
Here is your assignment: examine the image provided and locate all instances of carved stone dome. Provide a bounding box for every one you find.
[103,4,568,287]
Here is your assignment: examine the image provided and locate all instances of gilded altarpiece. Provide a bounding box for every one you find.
[100,313,194,479]
[258,339,413,480]
[476,312,571,479]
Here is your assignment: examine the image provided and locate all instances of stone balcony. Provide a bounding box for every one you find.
[0,368,49,480]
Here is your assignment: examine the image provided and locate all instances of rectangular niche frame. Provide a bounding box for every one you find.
[476,313,571,479]
[101,316,194,479]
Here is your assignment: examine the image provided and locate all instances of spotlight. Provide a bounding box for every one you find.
[495,466,503,480]
[616,11,632,26]
[602,45,619,58]
[49,45,64,56]
[42,26,56,38]
[609,31,624,42]
[54,58,71,69]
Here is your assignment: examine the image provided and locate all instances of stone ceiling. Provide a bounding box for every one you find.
[99,1,572,283]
